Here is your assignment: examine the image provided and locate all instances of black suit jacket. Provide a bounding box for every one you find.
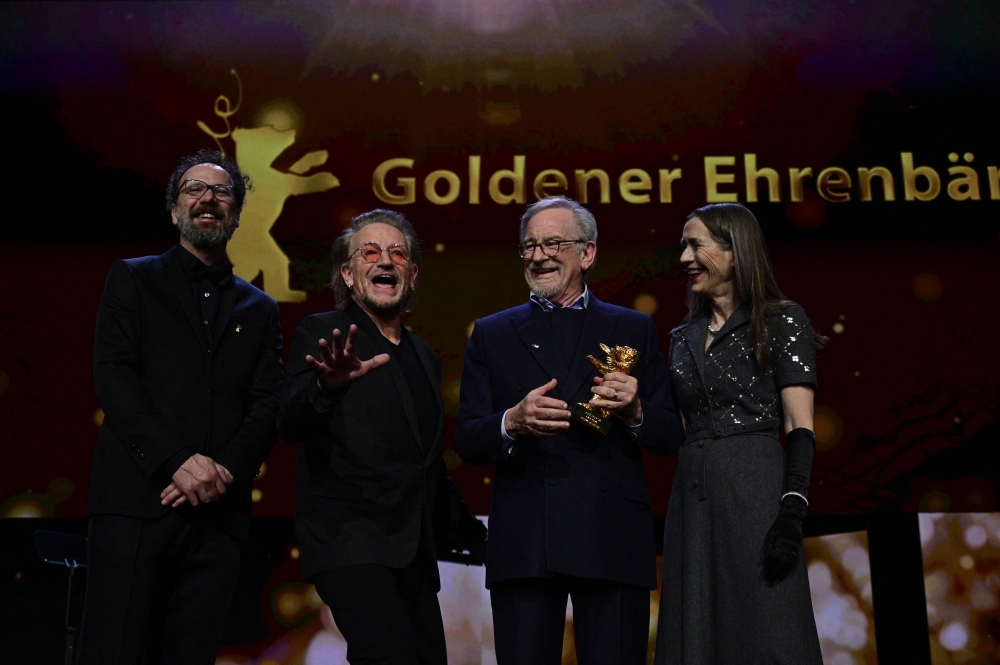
[89,245,283,539]
[454,296,684,589]
[279,304,483,587]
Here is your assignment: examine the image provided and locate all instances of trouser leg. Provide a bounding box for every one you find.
[151,518,242,665]
[78,515,167,665]
[570,579,650,665]
[490,578,568,665]
[315,559,445,665]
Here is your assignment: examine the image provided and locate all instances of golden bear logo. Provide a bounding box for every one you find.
[228,126,339,302]
[197,72,339,303]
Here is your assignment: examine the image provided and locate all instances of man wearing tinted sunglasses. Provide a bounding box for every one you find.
[81,149,284,663]
[280,209,485,665]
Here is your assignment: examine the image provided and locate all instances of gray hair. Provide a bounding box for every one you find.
[520,197,598,278]
[330,209,421,311]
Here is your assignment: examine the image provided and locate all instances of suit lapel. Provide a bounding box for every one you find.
[161,246,209,350]
[411,336,444,452]
[511,305,567,394]
[346,307,423,453]
[564,298,619,402]
[708,305,751,350]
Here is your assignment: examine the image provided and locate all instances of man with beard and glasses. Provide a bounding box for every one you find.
[454,198,684,665]
[80,149,283,665]
[280,209,486,665]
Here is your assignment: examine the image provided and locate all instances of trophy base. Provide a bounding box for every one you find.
[570,403,613,436]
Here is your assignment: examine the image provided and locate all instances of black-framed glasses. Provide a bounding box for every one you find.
[180,179,234,201]
[518,238,587,259]
[351,242,411,266]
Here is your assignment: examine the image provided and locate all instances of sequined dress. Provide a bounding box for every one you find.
[655,304,823,665]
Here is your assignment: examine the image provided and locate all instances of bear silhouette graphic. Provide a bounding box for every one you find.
[228,125,339,303]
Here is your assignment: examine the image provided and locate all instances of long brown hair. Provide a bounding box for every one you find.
[682,203,791,374]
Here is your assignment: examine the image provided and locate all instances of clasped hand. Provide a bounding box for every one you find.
[160,453,233,508]
[589,372,642,426]
[306,324,390,395]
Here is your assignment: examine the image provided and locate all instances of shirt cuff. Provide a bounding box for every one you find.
[501,408,517,456]
[627,413,644,442]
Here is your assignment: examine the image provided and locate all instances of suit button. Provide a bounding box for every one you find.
[692,480,699,488]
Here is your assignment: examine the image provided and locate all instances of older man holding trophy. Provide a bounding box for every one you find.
[455,198,685,665]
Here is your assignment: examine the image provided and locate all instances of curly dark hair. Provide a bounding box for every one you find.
[165,148,251,215]
[331,209,421,311]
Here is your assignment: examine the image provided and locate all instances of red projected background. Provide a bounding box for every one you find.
[1,0,998,521]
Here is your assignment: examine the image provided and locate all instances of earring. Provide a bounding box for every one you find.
[347,283,353,289]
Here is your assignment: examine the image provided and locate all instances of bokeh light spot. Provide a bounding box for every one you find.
[443,449,463,470]
[813,406,843,451]
[960,555,975,570]
[251,488,263,503]
[277,590,303,618]
[483,477,492,485]
[435,243,445,253]
[913,273,942,301]
[632,293,658,315]
[93,408,105,427]
[290,547,300,560]
[921,490,951,512]
[371,72,380,82]
[965,524,988,549]
[939,621,969,651]
[832,322,844,334]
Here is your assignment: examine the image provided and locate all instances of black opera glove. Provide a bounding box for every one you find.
[762,428,815,584]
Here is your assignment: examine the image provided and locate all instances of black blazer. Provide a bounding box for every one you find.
[280,304,483,586]
[89,245,283,539]
[454,296,684,589]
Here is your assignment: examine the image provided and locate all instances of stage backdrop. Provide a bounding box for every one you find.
[0,0,998,521]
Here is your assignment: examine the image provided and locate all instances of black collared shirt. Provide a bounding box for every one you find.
[177,245,229,347]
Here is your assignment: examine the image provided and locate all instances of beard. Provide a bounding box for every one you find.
[175,203,239,249]
[525,261,565,299]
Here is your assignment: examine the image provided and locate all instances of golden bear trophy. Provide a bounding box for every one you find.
[569,344,640,436]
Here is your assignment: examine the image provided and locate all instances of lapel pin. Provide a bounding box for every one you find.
[531,343,540,349]
[235,325,241,333]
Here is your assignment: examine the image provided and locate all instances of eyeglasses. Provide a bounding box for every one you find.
[351,242,411,266]
[180,179,234,201]
[518,238,587,259]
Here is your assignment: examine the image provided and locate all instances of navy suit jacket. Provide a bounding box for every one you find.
[455,295,684,589]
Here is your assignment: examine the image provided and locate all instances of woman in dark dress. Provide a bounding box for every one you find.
[655,203,824,665]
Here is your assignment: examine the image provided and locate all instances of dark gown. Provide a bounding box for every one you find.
[655,303,823,665]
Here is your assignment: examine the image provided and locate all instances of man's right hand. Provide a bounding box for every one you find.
[161,454,229,507]
[503,378,571,438]
[306,324,390,395]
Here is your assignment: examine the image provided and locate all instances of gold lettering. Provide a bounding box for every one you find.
[947,166,981,201]
[858,167,896,202]
[373,158,415,205]
[989,167,1000,200]
[574,169,611,204]
[658,168,682,203]
[533,169,568,200]
[817,167,852,203]
[469,155,481,204]
[489,156,526,204]
[901,153,940,201]
[744,154,780,202]
[424,170,461,205]
[619,169,652,204]
[789,168,813,202]
[704,157,737,202]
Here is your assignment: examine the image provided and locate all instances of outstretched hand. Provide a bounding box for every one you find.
[306,325,390,395]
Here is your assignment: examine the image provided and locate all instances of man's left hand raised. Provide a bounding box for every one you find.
[590,373,643,426]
